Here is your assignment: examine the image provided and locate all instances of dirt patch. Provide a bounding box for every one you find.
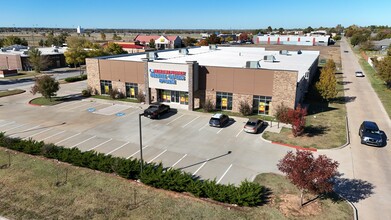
[277,194,322,217]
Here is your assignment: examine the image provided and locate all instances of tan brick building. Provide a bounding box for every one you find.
[86,46,319,116]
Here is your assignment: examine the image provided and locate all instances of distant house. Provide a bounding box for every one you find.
[372,38,391,51]
[134,35,182,49]
[106,42,147,53]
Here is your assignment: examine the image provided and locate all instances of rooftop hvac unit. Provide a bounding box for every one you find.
[1,48,6,52]
[146,52,158,60]
[263,55,277,62]
[246,61,260,69]
[179,48,189,55]
[53,48,59,53]
[209,44,217,50]
[22,51,28,55]
[297,50,302,54]
[279,50,288,55]
[12,47,19,51]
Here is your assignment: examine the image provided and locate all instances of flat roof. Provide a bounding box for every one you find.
[0,47,67,56]
[109,46,319,82]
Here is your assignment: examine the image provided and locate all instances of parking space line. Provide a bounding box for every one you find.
[148,149,167,163]
[235,129,243,137]
[58,101,82,110]
[217,164,233,184]
[3,124,25,132]
[55,133,81,145]
[71,136,97,148]
[0,121,15,128]
[127,145,149,159]
[105,141,130,155]
[39,130,65,141]
[87,138,113,151]
[171,154,187,168]
[216,128,224,134]
[67,102,92,111]
[198,123,209,131]
[23,128,53,140]
[9,124,41,137]
[166,114,184,125]
[182,116,200,128]
[193,161,207,175]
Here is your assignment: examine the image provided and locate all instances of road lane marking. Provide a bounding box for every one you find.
[217,164,233,184]
[87,138,113,151]
[198,123,209,131]
[0,121,15,128]
[127,145,149,159]
[39,130,65,141]
[182,116,200,128]
[193,161,208,175]
[55,133,81,145]
[23,128,53,140]
[171,154,187,168]
[71,136,97,148]
[235,129,243,137]
[166,114,184,125]
[216,128,224,134]
[105,141,130,155]
[148,149,167,163]
[3,124,25,132]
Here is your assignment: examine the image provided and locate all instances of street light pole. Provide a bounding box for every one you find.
[138,113,144,174]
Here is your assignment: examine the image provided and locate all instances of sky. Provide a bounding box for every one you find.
[1,0,390,29]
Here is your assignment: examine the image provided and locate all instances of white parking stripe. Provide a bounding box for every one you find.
[70,136,97,148]
[171,154,187,168]
[55,133,81,145]
[67,102,92,111]
[182,116,200,128]
[3,124,25,132]
[87,138,113,151]
[39,130,65,141]
[217,164,233,184]
[23,128,53,140]
[105,141,130,155]
[235,129,243,137]
[9,124,41,137]
[148,149,167,163]
[198,123,209,131]
[193,161,207,175]
[0,121,15,128]
[166,114,184,125]
[127,145,149,159]
[216,128,224,134]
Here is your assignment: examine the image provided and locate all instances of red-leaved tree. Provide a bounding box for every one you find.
[277,150,339,206]
[287,104,307,137]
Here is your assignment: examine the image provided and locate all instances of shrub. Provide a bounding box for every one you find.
[203,99,215,112]
[109,88,125,99]
[275,102,291,124]
[64,74,87,83]
[238,100,252,116]
[137,92,145,103]
[287,104,307,137]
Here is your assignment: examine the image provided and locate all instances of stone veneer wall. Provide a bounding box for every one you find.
[150,88,157,103]
[194,90,205,110]
[112,81,125,95]
[86,58,100,95]
[232,93,253,113]
[205,90,216,109]
[271,70,297,115]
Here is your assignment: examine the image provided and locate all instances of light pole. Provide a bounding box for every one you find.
[138,113,144,174]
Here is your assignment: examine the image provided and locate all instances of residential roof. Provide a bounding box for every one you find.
[134,35,179,43]
[109,42,145,49]
[107,46,319,82]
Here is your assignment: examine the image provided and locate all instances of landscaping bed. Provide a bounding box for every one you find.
[0,89,25,98]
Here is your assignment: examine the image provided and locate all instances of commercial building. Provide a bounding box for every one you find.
[87,46,319,116]
[104,42,147,53]
[253,35,330,46]
[134,35,182,49]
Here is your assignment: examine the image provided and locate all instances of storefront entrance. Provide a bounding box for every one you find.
[158,89,188,105]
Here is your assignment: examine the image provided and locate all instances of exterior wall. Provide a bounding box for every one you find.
[295,57,319,105]
[0,54,22,70]
[86,58,100,95]
[255,35,330,46]
[205,90,216,107]
[271,70,298,115]
[194,90,205,109]
[99,59,144,84]
[232,93,253,113]
[112,81,125,94]
[150,88,157,103]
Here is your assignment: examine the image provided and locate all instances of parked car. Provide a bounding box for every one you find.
[209,113,229,128]
[143,104,170,119]
[243,118,264,134]
[344,50,349,53]
[359,121,384,146]
[355,71,364,77]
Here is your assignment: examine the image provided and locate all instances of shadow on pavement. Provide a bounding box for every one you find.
[178,151,232,171]
[332,174,375,203]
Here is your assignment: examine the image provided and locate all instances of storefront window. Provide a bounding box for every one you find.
[125,83,138,99]
[216,92,233,110]
[253,95,272,115]
[100,80,112,95]
[159,89,188,105]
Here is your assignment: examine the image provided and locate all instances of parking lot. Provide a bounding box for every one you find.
[0,88,291,185]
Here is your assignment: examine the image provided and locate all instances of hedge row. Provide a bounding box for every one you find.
[0,133,265,206]
[64,74,87,82]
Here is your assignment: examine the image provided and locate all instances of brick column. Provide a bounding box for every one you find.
[186,61,196,111]
[86,58,100,95]
[141,58,150,104]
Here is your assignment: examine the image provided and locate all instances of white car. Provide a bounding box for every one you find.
[355,71,364,77]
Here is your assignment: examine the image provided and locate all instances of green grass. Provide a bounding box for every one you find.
[0,89,25,97]
[0,148,352,220]
[92,95,140,103]
[29,97,64,106]
[0,71,42,80]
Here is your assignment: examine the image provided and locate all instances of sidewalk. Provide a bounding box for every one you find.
[263,121,291,133]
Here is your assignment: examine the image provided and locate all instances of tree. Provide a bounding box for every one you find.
[100,32,106,41]
[277,150,339,206]
[38,39,44,47]
[267,26,273,33]
[3,36,28,46]
[239,33,249,41]
[376,56,391,88]
[278,28,284,34]
[316,59,338,101]
[287,104,307,137]
[112,33,122,40]
[206,34,221,44]
[148,39,156,49]
[28,48,49,73]
[31,75,60,101]
[275,102,291,124]
[104,42,127,55]
[183,37,197,47]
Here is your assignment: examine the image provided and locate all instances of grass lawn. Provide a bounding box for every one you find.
[29,97,64,106]
[92,95,140,103]
[0,148,352,219]
[0,71,42,80]
[0,89,25,98]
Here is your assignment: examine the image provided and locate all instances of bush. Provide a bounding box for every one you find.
[203,99,215,112]
[137,92,145,103]
[238,100,252,116]
[81,86,92,97]
[275,103,291,124]
[64,75,87,83]
[109,89,125,99]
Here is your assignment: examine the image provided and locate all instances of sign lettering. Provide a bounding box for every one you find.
[149,69,186,85]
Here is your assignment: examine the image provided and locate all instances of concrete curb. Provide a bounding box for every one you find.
[271,141,318,152]
[28,100,42,107]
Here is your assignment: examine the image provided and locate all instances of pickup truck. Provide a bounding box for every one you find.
[143,104,170,119]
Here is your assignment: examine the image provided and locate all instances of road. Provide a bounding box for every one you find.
[323,38,391,220]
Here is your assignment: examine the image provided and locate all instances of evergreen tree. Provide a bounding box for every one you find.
[316,59,338,101]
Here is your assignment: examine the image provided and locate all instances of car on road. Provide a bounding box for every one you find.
[209,113,229,128]
[143,104,170,119]
[359,121,384,146]
[344,50,349,53]
[243,118,264,134]
[355,71,365,77]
